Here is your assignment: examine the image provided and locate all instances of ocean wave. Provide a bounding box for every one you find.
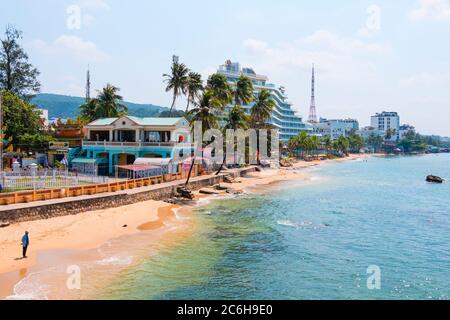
[95,256,133,266]
[5,269,56,300]
[277,220,314,229]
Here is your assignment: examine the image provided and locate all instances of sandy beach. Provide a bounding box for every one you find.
[0,154,369,299]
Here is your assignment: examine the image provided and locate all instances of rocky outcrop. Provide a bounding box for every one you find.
[426,175,444,183]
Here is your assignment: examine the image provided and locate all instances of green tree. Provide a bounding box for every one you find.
[17,133,54,153]
[1,90,44,150]
[334,136,350,155]
[95,84,127,118]
[366,133,383,152]
[348,131,364,152]
[163,61,189,114]
[0,26,40,100]
[216,105,250,175]
[250,89,275,127]
[185,90,222,186]
[79,99,98,123]
[321,136,333,155]
[234,75,254,106]
[206,73,233,107]
[185,72,203,113]
[385,128,397,141]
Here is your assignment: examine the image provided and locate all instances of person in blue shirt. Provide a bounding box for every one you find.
[21,231,30,258]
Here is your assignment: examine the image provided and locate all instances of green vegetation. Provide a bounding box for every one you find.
[185,72,203,113]
[397,131,428,153]
[0,26,40,100]
[163,61,189,114]
[79,84,128,123]
[1,90,52,152]
[288,132,355,159]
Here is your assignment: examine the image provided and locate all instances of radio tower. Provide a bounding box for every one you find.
[85,65,91,102]
[308,64,318,123]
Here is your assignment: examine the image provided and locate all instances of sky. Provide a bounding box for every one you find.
[1,0,450,135]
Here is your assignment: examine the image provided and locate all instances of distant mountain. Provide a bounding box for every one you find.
[31,93,169,119]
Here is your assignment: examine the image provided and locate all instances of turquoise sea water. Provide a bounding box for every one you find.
[100,155,450,300]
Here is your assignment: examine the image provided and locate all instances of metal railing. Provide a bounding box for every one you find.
[0,169,109,192]
[82,140,179,147]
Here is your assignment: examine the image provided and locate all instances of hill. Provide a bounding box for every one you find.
[31,93,169,119]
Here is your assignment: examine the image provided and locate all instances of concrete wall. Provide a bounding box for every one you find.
[0,167,256,225]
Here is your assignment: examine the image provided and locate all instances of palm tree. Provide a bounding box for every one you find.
[163,62,189,114]
[95,84,128,118]
[250,89,276,164]
[216,105,249,175]
[184,90,222,186]
[79,98,99,123]
[187,90,221,131]
[185,72,203,113]
[309,135,321,159]
[250,89,275,127]
[206,73,233,107]
[322,136,333,156]
[234,75,254,106]
[295,131,309,159]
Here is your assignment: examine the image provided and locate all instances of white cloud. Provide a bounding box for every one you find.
[77,0,111,11]
[31,35,109,62]
[399,72,450,88]
[303,30,391,54]
[242,30,390,82]
[409,0,450,22]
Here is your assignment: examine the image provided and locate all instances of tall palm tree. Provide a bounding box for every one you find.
[79,98,99,123]
[216,105,249,175]
[184,90,222,186]
[250,89,276,164]
[234,75,254,106]
[250,89,275,127]
[185,72,203,113]
[322,136,333,156]
[163,62,189,114]
[95,84,127,119]
[206,73,233,107]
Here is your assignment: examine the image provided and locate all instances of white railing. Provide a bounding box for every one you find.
[0,170,109,192]
[82,140,179,147]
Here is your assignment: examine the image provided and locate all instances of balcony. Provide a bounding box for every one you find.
[82,140,181,148]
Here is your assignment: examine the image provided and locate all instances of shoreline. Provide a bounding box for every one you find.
[0,153,370,299]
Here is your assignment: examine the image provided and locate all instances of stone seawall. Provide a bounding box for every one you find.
[0,167,256,225]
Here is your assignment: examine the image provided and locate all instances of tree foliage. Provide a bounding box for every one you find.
[1,90,47,151]
[79,84,128,123]
[0,26,40,100]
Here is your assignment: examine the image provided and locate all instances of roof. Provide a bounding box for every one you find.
[127,117,183,126]
[71,158,108,164]
[88,116,185,127]
[134,158,173,165]
[88,118,117,126]
[117,164,160,171]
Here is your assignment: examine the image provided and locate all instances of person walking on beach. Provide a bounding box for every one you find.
[21,231,30,259]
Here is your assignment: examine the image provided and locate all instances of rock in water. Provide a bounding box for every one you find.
[426,175,444,183]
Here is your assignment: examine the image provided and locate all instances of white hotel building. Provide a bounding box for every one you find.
[371,112,400,140]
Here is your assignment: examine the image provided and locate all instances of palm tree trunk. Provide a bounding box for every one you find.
[169,94,177,114]
[215,152,227,175]
[185,97,190,113]
[184,156,196,187]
